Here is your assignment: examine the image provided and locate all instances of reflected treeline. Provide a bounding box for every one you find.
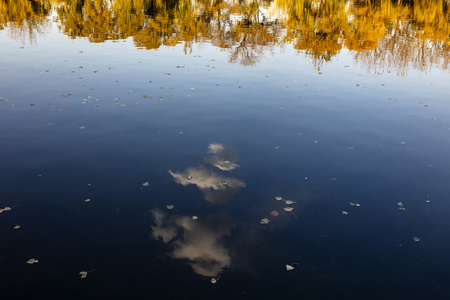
[0,0,51,42]
[2,0,450,71]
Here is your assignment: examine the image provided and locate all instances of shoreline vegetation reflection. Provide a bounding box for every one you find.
[1,0,450,72]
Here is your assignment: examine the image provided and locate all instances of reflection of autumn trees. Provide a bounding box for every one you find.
[0,0,51,42]
[1,0,450,71]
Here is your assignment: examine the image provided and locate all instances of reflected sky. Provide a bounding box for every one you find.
[204,143,239,171]
[151,209,232,277]
[169,144,244,206]
[1,0,450,299]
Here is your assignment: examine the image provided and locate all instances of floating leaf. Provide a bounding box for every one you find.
[4,207,11,211]
[349,202,356,206]
[210,276,220,284]
[166,205,175,210]
[413,236,420,242]
[79,271,88,278]
[275,196,283,201]
[192,216,198,220]
[342,211,348,215]
[284,200,296,205]
[260,218,270,225]
[13,225,20,229]
[0,208,3,213]
[142,182,149,187]
[284,207,294,212]
[79,126,86,129]
[270,210,279,217]
[397,202,404,207]
[84,198,91,202]
[26,259,38,264]
[286,264,294,271]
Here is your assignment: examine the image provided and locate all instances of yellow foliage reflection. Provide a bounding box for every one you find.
[0,0,51,42]
[1,0,450,72]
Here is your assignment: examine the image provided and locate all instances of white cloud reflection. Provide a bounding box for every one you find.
[204,143,239,171]
[151,209,231,277]
[168,165,246,204]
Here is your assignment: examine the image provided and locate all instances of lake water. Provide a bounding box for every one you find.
[1,0,450,299]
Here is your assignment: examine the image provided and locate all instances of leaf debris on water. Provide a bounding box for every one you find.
[284,207,294,212]
[275,196,283,201]
[210,276,220,284]
[342,211,349,215]
[84,198,91,202]
[166,205,175,210]
[413,236,420,242]
[192,216,198,220]
[26,259,38,264]
[284,200,296,205]
[349,202,360,207]
[425,195,431,203]
[286,264,294,271]
[260,218,270,225]
[13,225,20,229]
[142,182,149,187]
[270,210,279,217]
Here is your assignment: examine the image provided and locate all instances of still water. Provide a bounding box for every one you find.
[1,0,450,299]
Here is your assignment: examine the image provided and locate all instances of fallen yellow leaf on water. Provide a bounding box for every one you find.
[13,225,20,229]
[166,205,174,210]
[84,198,91,202]
[284,200,296,205]
[270,210,279,217]
[286,264,294,271]
[4,207,11,211]
[26,259,38,264]
[79,271,88,278]
[413,236,420,242]
[284,207,294,212]
[260,218,270,225]
[275,196,283,201]
[342,211,348,215]
[0,209,4,213]
[210,276,220,284]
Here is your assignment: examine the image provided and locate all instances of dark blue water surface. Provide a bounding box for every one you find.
[1,5,450,300]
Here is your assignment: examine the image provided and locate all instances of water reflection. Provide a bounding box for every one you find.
[169,165,245,204]
[204,143,239,171]
[1,0,450,71]
[151,209,232,277]
[158,144,244,276]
